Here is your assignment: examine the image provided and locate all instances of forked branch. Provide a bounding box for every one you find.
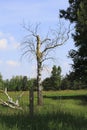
[0,88,24,110]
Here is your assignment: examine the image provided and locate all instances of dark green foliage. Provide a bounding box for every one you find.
[0,75,37,91]
[50,65,62,90]
[61,77,70,90]
[21,76,28,91]
[61,71,85,90]
[60,0,81,22]
[8,76,23,91]
[60,0,87,85]
[28,78,37,91]
[42,65,62,90]
[42,78,52,90]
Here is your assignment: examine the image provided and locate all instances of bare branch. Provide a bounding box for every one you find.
[21,37,36,61]
[41,38,51,45]
[0,98,23,110]
[42,57,54,62]
[22,23,40,38]
[0,88,24,110]
[34,23,41,35]
[42,23,72,55]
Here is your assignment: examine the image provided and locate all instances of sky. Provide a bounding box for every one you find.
[0,0,75,80]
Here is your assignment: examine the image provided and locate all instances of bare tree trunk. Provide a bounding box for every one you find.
[36,35,43,105]
[37,60,43,105]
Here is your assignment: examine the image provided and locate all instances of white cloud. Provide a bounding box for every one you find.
[6,60,20,67]
[8,36,20,49]
[13,42,20,49]
[0,39,8,49]
[0,32,20,50]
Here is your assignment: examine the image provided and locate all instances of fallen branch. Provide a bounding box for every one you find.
[0,88,24,110]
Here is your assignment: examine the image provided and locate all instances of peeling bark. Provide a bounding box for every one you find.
[36,35,43,105]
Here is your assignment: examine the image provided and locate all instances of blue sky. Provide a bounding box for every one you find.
[0,0,74,80]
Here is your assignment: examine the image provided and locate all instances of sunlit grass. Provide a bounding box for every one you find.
[0,90,87,130]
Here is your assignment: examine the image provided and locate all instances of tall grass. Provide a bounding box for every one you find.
[0,90,87,130]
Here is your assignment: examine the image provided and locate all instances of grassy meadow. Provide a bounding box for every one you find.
[0,90,87,130]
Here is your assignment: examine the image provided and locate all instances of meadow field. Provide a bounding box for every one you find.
[0,90,87,130]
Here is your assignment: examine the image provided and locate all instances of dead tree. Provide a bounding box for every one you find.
[21,23,71,105]
[0,88,24,110]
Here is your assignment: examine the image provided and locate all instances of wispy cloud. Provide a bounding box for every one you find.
[6,60,20,67]
[8,36,20,49]
[0,32,19,50]
[0,39,8,49]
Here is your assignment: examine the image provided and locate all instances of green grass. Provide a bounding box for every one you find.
[0,90,87,130]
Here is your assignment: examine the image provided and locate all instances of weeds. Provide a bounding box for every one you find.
[0,90,87,130]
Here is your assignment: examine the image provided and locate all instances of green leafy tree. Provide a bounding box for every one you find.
[4,79,9,90]
[60,0,87,85]
[61,72,84,90]
[50,65,62,90]
[6,76,23,91]
[28,78,37,91]
[42,77,52,91]
[21,76,28,91]
[15,76,23,91]
[61,77,70,90]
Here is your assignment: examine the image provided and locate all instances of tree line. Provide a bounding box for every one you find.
[0,65,86,91]
[0,74,36,91]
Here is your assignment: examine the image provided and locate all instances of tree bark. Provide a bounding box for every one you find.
[37,60,43,105]
[36,35,43,105]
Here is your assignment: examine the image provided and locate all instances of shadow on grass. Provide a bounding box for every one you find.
[43,94,87,101]
[43,94,87,107]
[0,110,87,130]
